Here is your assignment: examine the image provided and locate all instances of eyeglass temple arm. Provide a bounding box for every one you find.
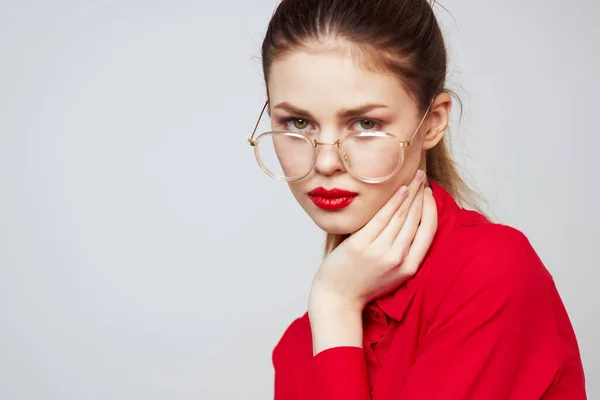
[248,101,269,146]
[406,100,434,144]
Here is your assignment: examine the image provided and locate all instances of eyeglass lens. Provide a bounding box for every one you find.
[255,132,403,181]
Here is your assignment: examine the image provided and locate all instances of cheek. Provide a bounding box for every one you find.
[365,151,423,208]
[403,135,426,168]
[365,180,403,213]
[388,142,424,185]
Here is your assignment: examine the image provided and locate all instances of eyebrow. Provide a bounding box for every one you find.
[272,101,389,120]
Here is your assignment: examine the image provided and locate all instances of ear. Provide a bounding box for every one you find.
[422,92,452,150]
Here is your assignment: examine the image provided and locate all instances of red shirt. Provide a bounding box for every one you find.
[272,182,586,400]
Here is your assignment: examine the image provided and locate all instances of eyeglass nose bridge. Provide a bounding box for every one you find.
[312,138,341,148]
[311,138,351,165]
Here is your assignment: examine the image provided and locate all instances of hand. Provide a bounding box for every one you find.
[309,170,438,315]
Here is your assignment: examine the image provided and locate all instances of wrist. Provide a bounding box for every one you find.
[308,284,364,316]
[308,299,363,323]
[309,306,363,355]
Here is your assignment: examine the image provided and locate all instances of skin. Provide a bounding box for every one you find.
[267,40,452,354]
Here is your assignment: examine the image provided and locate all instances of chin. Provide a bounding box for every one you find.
[310,210,367,235]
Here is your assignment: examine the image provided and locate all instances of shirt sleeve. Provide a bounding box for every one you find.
[273,317,304,400]
[309,346,370,400]
[273,315,371,400]
[398,226,586,399]
[273,345,299,400]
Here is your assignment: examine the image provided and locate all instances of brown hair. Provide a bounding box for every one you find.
[261,0,482,255]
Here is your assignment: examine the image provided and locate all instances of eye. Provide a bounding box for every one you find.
[292,119,309,130]
[353,119,378,131]
[281,117,311,131]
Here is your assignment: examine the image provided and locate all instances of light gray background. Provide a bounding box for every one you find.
[1,0,598,399]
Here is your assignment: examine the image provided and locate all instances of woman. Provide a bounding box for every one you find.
[247,0,586,399]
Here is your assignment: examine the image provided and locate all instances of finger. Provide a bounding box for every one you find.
[371,172,426,247]
[397,187,438,276]
[355,169,425,243]
[385,184,425,252]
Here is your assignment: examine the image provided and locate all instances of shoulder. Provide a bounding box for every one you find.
[272,312,313,367]
[426,217,555,307]
[456,220,551,282]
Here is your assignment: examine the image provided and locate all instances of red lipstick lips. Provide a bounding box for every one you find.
[308,187,358,210]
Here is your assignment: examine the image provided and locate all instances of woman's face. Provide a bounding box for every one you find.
[266,44,448,235]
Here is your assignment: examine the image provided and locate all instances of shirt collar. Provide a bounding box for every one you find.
[374,181,461,321]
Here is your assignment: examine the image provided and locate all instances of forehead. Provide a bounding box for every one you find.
[267,49,414,115]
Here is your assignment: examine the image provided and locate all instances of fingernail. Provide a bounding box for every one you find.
[415,170,425,182]
[398,186,408,196]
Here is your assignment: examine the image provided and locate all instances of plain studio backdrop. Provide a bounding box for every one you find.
[0,0,598,399]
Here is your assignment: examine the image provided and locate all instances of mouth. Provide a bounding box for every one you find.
[307,187,358,211]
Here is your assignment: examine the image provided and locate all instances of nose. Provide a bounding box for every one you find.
[314,139,346,177]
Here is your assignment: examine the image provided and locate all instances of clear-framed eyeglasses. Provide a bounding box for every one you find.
[247,101,431,184]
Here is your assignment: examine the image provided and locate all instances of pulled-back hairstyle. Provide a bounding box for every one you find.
[261,0,481,254]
